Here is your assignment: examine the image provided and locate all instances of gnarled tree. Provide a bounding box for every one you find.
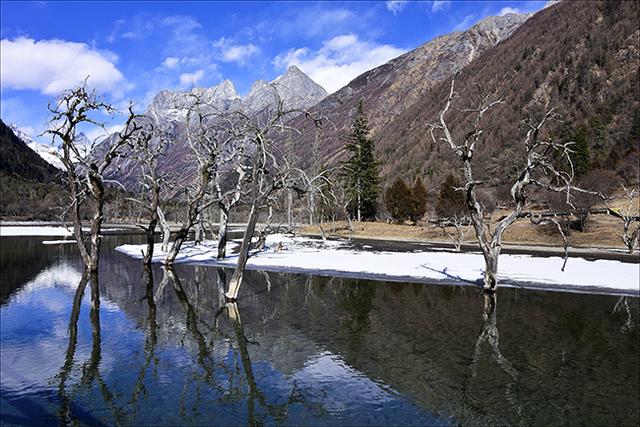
[46,81,141,274]
[607,186,640,254]
[126,122,171,264]
[163,93,234,266]
[225,99,321,301]
[429,77,595,292]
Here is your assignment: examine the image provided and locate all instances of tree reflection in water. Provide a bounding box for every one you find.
[48,258,637,426]
[468,293,522,425]
[129,265,158,413]
[57,270,123,425]
[613,296,635,333]
[56,270,89,424]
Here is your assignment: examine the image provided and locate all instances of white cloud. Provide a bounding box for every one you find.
[386,1,408,15]
[214,38,260,64]
[179,69,204,86]
[277,7,360,39]
[162,57,180,69]
[432,1,451,12]
[274,34,406,94]
[499,6,521,16]
[453,14,476,31]
[0,37,125,96]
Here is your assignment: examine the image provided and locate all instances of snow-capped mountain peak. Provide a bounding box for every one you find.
[146,68,327,121]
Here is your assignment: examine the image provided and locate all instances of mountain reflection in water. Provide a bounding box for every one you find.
[0,235,638,426]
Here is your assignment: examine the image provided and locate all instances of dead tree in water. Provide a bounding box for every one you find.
[45,81,141,275]
[163,94,233,266]
[429,77,597,292]
[211,116,252,260]
[225,99,322,301]
[126,123,170,264]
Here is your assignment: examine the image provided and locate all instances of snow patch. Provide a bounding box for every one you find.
[0,226,73,237]
[115,234,640,296]
[42,239,77,245]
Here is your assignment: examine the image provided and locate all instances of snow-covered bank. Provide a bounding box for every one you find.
[0,225,128,237]
[115,234,640,296]
[0,226,73,237]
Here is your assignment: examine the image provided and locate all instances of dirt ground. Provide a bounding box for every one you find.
[301,196,639,251]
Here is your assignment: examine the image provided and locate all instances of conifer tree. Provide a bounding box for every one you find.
[569,125,590,177]
[341,101,381,221]
[385,177,413,222]
[411,176,428,221]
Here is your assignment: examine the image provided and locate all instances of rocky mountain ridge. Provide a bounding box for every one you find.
[147,65,327,122]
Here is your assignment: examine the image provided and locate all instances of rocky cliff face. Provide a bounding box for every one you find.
[244,65,329,113]
[286,12,531,169]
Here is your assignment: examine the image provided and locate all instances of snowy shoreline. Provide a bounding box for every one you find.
[115,234,640,297]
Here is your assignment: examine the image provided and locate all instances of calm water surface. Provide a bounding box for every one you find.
[1,235,638,426]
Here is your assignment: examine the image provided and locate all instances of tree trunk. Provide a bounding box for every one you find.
[143,217,157,265]
[357,187,362,223]
[317,223,327,243]
[194,215,204,245]
[217,208,229,259]
[87,171,105,277]
[164,228,189,266]
[623,219,639,254]
[482,248,499,292]
[287,190,293,230]
[157,206,171,252]
[225,203,260,301]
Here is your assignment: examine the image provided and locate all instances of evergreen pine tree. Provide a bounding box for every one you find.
[411,176,428,221]
[341,101,381,221]
[569,125,590,177]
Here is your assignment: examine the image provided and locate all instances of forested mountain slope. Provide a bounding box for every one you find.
[378,0,639,189]
[291,1,638,192]
[287,12,531,169]
[0,120,60,182]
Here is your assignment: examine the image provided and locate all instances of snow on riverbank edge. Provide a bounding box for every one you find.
[115,234,640,296]
[0,226,73,237]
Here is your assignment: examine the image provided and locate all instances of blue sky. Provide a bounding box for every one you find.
[1,0,547,141]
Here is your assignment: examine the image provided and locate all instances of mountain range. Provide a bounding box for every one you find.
[147,65,327,123]
[3,0,638,200]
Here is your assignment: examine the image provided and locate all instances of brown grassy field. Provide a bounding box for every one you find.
[301,196,639,251]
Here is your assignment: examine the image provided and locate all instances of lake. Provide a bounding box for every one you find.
[1,234,638,426]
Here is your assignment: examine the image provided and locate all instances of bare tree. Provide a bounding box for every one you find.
[211,117,251,259]
[607,186,640,254]
[126,122,170,264]
[436,214,470,252]
[45,81,141,274]
[225,100,321,301]
[429,77,594,292]
[163,93,235,266]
